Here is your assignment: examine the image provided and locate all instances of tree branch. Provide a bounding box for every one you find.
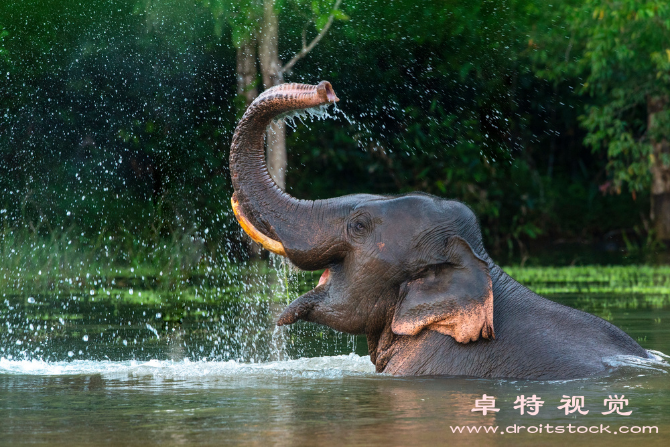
[280,0,342,75]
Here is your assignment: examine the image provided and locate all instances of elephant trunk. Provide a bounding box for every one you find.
[229,81,347,269]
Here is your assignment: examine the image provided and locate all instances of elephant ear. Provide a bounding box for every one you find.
[391,236,494,344]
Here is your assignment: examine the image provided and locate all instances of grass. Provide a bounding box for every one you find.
[504,265,670,295]
[3,229,670,304]
[0,228,321,308]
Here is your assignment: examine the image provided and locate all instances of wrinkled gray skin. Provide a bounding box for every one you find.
[230,82,651,380]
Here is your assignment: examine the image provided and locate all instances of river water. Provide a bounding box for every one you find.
[1,286,670,446]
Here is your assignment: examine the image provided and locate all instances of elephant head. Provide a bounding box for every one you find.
[229,81,494,365]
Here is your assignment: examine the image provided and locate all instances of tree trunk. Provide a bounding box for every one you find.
[258,0,286,190]
[648,95,670,241]
[236,37,258,107]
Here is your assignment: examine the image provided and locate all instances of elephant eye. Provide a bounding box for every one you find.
[347,212,373,241]
[350,220,367,235]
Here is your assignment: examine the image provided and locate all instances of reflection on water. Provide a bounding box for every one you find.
[1,287,670,446]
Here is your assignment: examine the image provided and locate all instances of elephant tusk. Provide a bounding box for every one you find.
[231,195,287,256]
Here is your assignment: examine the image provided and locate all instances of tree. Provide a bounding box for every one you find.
[552,1,670,240]
[202,0,347,189]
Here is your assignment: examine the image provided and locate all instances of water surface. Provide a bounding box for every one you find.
[1,285,670,446]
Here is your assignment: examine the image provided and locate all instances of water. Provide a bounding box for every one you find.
[1,354,669,446]
[1,284,670,445]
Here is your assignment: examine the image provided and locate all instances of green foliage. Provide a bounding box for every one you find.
[0,0,238,252]
[199,0,349,46]
[0,0,661,265]
[199,0,263,44]
[537,0,670,193]
[287,0,651,258]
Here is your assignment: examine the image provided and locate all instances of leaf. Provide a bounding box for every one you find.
[331,9,349,21]
[315,15,329,32]
[311,1,321,16]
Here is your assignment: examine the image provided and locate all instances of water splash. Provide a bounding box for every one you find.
[274,103,337,130]
[603,350,670,374]
[0,354,375,379]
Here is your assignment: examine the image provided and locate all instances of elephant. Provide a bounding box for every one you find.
[229,81,651,379]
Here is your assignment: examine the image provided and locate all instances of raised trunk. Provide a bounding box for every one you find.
[258,0,287,190]
[229,82,346,269]
[648,95,670,240]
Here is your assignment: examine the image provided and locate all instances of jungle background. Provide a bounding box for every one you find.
[1,0,669,273]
